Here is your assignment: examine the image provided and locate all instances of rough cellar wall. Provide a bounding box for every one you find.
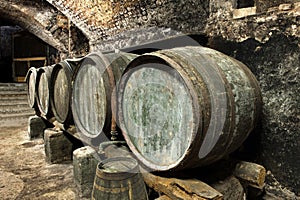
[256,0,299,12]
[210,33,300,195]
[207,3,300,194]
[207,1,299,42]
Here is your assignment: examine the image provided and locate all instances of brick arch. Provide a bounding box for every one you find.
[0,0,67,53]
[0,0,89,57]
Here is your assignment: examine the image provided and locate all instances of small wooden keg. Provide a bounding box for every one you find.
[92,157,148,200]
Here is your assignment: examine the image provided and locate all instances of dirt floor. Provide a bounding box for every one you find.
[0,119,299,200]
[0,122,87,200]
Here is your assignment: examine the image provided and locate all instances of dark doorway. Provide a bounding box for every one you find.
[237,0,255,8]
[12,30,58,82]
[0,20,58,83]
[0,25,21,82]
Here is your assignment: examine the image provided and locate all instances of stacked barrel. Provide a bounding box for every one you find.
[26,47,262,171]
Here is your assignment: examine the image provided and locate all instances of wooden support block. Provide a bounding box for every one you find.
[211,176,245,200]
[233,161,266,189]
[142,170,223,200]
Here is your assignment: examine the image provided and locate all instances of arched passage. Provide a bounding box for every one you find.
[0,0,67,53]
[0,0,89,82]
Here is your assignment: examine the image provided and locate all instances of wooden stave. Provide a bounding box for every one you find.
[167,47,261,166]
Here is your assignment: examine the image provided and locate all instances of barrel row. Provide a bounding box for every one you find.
[26,52,137,142]
[26,46,262,172]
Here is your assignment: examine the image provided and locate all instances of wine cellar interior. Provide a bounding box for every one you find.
[0,0,299,199]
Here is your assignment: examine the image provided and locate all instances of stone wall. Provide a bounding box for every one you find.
[208,33,299,195]
[256,0,299,12]
[206,2,299,195]
[0,26,22,59]
[206,2,299,43]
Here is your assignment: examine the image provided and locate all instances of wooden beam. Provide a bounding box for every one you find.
[141,170,223,200]
[13,57,47,62]
[233,161,266,189]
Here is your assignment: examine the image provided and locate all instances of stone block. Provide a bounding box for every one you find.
[44,128,73,164]
[28,115,47,139]
[233,7,257,19]
[278,3,292,11]
[73,146,100,198]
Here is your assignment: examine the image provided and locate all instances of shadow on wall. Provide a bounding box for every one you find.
[207,33,300,194]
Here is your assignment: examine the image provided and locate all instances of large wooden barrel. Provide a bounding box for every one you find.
[71,52,137,146]
[92,157,148,200]
[36,65,54,118]
[25,67,40,115]
[117,46,262,171]
[50,58,82,124]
